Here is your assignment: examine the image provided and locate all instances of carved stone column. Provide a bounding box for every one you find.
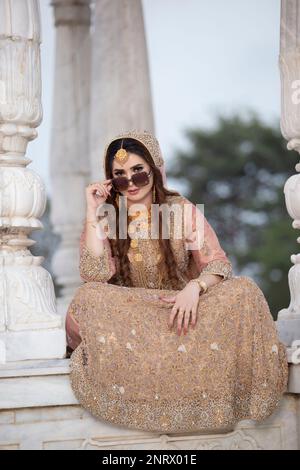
[0,0,65,361]
[50,0,92,314]
[89,0,155,180]
[277,0,300,346]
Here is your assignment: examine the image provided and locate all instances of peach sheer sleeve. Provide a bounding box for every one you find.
[79,220,116,283]
[183,198,233,280]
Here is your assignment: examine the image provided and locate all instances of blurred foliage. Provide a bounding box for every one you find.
[168,113,299,318]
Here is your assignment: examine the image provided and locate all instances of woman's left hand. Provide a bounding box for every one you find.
[159,282,200,335]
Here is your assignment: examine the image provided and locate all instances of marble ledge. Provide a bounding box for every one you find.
[0,358,70,379]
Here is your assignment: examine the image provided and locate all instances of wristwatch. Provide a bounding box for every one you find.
[190,278,208,294]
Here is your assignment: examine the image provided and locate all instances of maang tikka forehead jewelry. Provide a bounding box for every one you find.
[114,138,129,165]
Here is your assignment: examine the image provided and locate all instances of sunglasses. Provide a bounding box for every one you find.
[111,170,152,191]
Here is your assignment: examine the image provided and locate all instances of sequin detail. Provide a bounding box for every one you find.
[201,259,233,280]
[103,130,165,174]
[79,244,113,283]
[68,276,288,433]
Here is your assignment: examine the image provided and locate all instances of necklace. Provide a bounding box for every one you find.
[127,209,164,289]
[128,209,152,258]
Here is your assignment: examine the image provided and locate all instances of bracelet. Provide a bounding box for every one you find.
[190,278,208,294]
[86,219,98,228]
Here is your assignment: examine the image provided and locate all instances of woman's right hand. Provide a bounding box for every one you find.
[86,179,113,213]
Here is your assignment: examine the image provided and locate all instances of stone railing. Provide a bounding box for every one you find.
[0,0,65,362]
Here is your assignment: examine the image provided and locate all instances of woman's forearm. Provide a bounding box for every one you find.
[189,273,223,293]
[85,207,106,257]
[199,273,223,287]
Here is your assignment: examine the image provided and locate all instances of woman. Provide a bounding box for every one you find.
[66,129,288,434]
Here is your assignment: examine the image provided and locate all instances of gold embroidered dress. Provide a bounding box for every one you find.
[66,130,288,434]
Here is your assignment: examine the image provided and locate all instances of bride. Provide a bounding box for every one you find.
[65,129,288,433]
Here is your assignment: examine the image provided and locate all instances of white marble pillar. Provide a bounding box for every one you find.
[50,0,92,314]
[89,0,155,180]
[277,0,300,346]
[0,0,65,361]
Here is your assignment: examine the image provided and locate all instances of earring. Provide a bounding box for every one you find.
[152,185,156,203]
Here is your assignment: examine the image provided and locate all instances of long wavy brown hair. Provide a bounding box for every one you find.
[104,138,182,288]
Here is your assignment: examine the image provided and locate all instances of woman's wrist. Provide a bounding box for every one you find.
[188,280,201,294]
[189,278,208,294]
[87,203,106,220]
[86,207,97,221]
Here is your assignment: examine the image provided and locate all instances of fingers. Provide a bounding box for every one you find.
[96,185,109,198]
[87,182,112,198]
[168,305,197,335]
[101,183,111,197]
[190,305,197,329]
[96,179,112,185]
[177,308,185,336]
[168,302,180,329]
[87,180,112,191]
[183,309,192,335]
[87,179,112,187]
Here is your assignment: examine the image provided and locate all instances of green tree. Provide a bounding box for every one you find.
[169,113,299,318]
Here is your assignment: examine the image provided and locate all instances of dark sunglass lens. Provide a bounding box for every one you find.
[112,176,129,191]
[132,171,149,187]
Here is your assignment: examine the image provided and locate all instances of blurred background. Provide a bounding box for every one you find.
[30,0,298,317]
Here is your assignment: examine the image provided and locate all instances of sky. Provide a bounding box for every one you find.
[29,0,281,195]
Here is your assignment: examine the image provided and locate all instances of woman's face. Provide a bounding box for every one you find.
[112,153,153,204]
